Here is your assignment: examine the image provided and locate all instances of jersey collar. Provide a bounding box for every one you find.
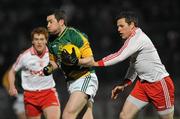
[30,46,48,58]
[58,27,68,39]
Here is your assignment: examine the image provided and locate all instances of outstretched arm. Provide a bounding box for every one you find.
[96,36,142,67]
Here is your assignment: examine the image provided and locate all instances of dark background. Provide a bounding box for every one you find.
[0,0,180,119]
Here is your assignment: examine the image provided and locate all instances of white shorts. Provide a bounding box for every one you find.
[67,73,98,102]
[13,94,25,114]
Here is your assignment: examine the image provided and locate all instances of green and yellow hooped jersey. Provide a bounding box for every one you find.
[48,27,95,81]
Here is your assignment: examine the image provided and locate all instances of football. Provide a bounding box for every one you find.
[61,44,81,59]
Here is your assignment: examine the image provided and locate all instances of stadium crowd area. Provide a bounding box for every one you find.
[0,0,180,118]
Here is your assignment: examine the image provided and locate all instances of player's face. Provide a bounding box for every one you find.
[117,18,135,40]
[32,33,47,54]
[47,15,61,35]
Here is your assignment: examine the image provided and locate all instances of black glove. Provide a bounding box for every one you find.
[61,47,79,66]
[43,63,53,76]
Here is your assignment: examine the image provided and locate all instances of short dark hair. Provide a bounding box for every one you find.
[116,11,138,27]
[31,27,49,40]
[48,9,67,25]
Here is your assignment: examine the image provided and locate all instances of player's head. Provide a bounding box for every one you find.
[116,11,138,40]
[31,27,48,54]
[47,9,67,35]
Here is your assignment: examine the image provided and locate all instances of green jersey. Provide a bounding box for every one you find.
[48,27,95,81]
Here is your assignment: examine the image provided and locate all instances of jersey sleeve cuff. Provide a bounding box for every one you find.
[123,79,132,87]
[97,60,105,67]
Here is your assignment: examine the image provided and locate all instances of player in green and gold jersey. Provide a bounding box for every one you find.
[43,9,98,119]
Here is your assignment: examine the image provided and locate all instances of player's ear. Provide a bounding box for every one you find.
[45,39,47,44]
[59,19,65,26]
[32,40,34,45]
[130,22,135,29]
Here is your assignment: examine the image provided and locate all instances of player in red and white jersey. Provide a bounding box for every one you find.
[8,27,60,119]
[79,11,174,119]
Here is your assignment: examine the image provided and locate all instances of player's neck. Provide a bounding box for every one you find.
[58,25,66,36]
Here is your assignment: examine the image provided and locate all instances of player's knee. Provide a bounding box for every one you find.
[47,115,59,119]
[62,110,77,119]
[62,111,70,119]
[159,112,174,119]
[62,112,69,119]
[119,111,125,119]
[158,107,174,119]
[119,111,131,119]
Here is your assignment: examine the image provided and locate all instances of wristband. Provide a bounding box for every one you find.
[123,79,132,87]
[97,60,105,67]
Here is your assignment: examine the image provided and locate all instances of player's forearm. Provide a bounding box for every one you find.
[43,61,57,76]
[79,56,98,67]
[97,55,124,67]
[96,55,124,67]
[8,68,16,89]
[97,40,138,67]
[50,60,58,70]
[122,79,133,88]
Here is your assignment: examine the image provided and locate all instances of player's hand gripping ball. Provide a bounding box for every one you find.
[43,63,53,76]
[61,44,81,66]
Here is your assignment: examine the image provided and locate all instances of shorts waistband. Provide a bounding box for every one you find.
[66,72,91,82]
[139,76,170,83]
[24,88,55,92]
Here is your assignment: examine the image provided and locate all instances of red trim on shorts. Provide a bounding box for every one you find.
[130,76,174,111]
[24,88,60,117]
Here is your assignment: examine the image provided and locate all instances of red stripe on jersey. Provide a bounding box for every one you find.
[103,30,136,62]
[103,38,130,62]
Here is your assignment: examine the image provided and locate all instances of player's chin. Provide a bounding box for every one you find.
[48,29,56,34]
[35,47,44,53]
[63,62,74,66]
[49,31,55,35]
[121,35,125,39]
[121,36,127,41]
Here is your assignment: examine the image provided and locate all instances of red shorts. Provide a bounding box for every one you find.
[130,76,174,111]
[24,88,60,117]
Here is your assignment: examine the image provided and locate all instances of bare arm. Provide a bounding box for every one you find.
[8,67,18,96]
[111,85,125,100]
[97,35,143,67]
[78,56,99,67]
[50,60,59,70]
[49,52,59,69]
[111,79,132,100]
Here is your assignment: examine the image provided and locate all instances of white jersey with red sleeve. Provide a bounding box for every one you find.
[98,28,169,82]
[13,46,55,91]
